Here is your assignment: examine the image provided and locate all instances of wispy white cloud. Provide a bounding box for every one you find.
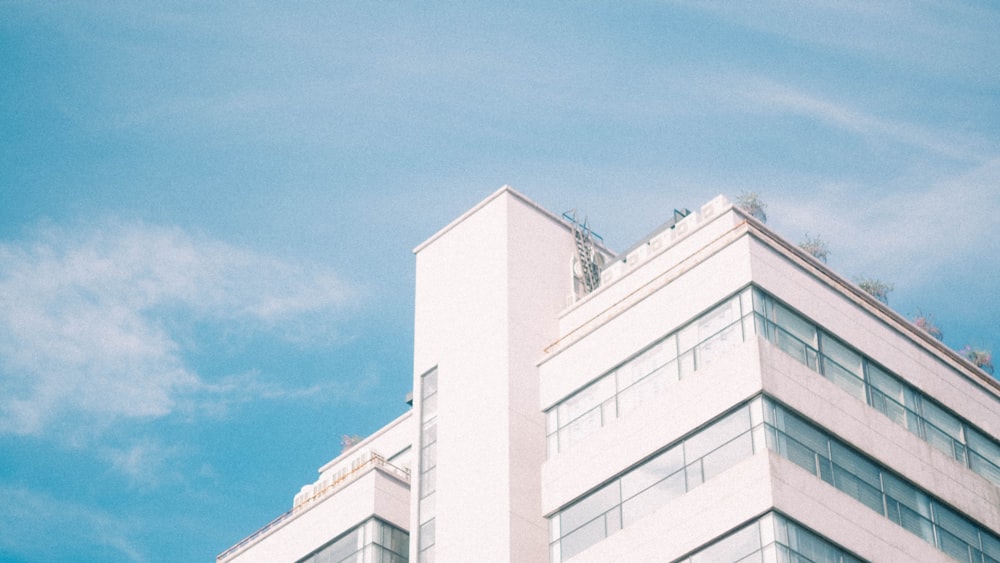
[0,220,355,437]
[0,485,145,562]
[727,77,995,163]
[680,0,1000,79]
[191,367,380,421]
[772,158,1000,289]
[102,439,183,490]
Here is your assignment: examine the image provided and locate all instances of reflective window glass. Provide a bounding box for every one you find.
[560,481,620,534]
[921,400,963,441]
[620,445,683,500]
[823,359,867,401]
[418,519,434,551]
[934,503,980,548]
[882,473,930,518]
[684,407,750,461]
[690,521,761,563]
[621,470,685,527]
[820,336,862,377]
[558,376,614,424]
[421,369,437,399]
[623,337,677,388]
[696,323,741,369]
[773,302,817,348]
[559,517,606,562]
[560,408,602,450]
[617,362,674,417]
[701,431,753,481]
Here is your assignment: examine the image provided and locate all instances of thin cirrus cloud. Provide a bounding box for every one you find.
[771,157,1000,288]
[730,77,994,163]
[0,485,142,562]
[0,220,355,437]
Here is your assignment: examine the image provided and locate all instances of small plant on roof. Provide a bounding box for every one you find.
[735,191,768,223]
[799,233,830,263]
[856,277,893,305]
[911,312,943,341]
[960,346,994,375]
[340,434,364,452]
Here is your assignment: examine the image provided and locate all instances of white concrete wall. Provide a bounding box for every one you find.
[564,453,775,563]
[314,411,413,497]
[769,452,954,563]
[747,234,1000,438]
[411,187,575,563]
[224,469,410,563]
[540,233,755,412]
[760,341,1000,534]
[541,339,763,516]
[556,201,744,346]
[539,209,1000,562]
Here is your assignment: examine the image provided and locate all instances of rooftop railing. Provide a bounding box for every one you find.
[216,452,410,562]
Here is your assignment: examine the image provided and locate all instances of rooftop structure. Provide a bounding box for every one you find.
[220,187,1000,563]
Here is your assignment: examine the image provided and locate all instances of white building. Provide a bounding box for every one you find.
[219,187,1000,563]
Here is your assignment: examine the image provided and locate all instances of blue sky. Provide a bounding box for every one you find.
[1,2,998,561]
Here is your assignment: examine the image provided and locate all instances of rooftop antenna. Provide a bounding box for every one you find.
[563,210,604,295]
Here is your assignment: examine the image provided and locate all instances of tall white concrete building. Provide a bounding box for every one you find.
[219,187,1000,563]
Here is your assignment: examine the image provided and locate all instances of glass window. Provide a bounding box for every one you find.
[421,423,436,447]
[621,470,685,527]
[620,445,684,500]
[749,288,1000,494]
[764,398,1000,563]
[773,302,818,349]
[418,519,435,551]
[419,467,436,498]
[981,532,1000,560]
[678,349,696,379]
[690,521,761,563]
[421,369,437,398]
[830,443,881,490]
[560,408,602,451]
[820,335,862,376]
[684,407,751,461]
[820,336,866,401]
[885,496,935,543]
[936,526,972,562]
[921,400,963,443]
[546,408,558,436]
[559,516,606,562]
[782,521,848,563]
[560,480,620,535]
[967,428,1000,486]
[933,503,980,550]
[882,473,930,518]
[823,359,867,402]
[738,287,755,319]
[622,337,677,389]
[617,360,675,417]
[678,296,741,352]
[558,376,614,425]
[421,392,437,421]
[696,323,742,369]
[420,444,436,472]
[778,410,829,456]
[867,365,912,427]
[297,520,408,563]
[867,364,903,402]
[702,431,753,480]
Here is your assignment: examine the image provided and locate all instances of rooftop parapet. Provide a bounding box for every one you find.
[217,451,410,563]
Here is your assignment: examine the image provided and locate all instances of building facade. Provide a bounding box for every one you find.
[220,187,1000,563]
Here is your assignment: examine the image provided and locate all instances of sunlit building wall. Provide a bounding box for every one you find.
[221,187,1000,563]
